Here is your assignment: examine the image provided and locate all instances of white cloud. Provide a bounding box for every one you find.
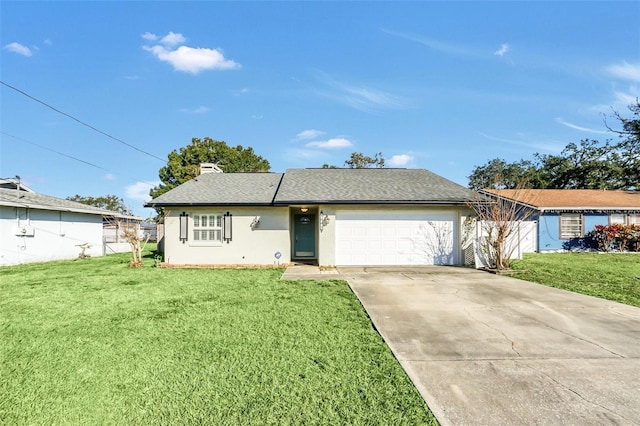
[141,32,158,41]
[103,173,116,181]
[4,42,32,57]
[179,105,210,114]
[124,75,140,80]
[160,32,186,47]
[296,129,326,140]
[305,137,353,149]
[494,43,510,57]
[606,61,640,82]
[144,44,240,74]
[43,39,52,46]
[382,29,471,56]
[126,181,157,202]
[234,87,249,96]
[387,154,414,167]
[478,131,563,153]
[555,117,609,134]
[315,71,410,112]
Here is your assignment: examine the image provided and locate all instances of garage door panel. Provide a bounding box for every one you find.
[335,212,457,266]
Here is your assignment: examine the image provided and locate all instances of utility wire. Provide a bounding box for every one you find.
[2,131,111,172]
[1,80,166,162]
[1,131,158,188]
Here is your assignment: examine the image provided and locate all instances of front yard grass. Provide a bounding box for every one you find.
[0,251,436,425]
[509,252,640,307]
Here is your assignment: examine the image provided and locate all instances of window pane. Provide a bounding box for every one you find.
[610,214,625,224]
[629,214,640,225]
[191,213,222,242]
[560,214,582,239]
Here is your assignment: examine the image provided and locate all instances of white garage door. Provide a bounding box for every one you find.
[335,211,458,266]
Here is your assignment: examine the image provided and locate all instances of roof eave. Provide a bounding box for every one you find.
[145,202,277,208]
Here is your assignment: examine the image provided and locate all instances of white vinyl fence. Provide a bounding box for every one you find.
[474,220,537,269]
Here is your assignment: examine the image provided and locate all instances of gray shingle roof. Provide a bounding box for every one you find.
[146,173,284,206]
[147,168,475,207]
[0,188,139,218]
[275,168,474,204]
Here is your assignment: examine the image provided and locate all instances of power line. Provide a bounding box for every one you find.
[1,131,158,188]
[2,131,111,172]
[0,80,166,162]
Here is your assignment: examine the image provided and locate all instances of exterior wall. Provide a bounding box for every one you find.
[538,212,610,251]
[317,204,473,266]
[585,213,608,233]
[0,206,104,266]
[537,213,560,251]
[163,206,291,265]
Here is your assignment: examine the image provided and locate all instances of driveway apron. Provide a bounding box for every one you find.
[340,266,640,426]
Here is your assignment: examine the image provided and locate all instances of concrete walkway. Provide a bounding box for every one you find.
[282,265,640,425]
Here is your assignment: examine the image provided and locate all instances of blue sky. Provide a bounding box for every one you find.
[1,1,639,217]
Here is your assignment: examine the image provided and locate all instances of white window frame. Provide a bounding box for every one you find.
[609,213,626,225]
[191,213,223,246]
[559,213,583,239]
[610,213,640,225]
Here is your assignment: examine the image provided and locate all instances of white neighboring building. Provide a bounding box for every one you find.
[0,183,140,266]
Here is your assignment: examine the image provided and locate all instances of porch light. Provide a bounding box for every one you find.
[250,216,260,230]
[300,207,308,213]
[319,211,330,231]
[179,212,188,243]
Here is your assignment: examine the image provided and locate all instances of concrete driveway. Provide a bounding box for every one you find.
[285,265,640,425]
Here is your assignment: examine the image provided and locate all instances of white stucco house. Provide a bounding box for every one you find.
[0,183,141,266]
[146,167,477,267]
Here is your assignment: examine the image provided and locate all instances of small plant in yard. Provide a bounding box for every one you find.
[469,183,537,271]
[75,243,91,258]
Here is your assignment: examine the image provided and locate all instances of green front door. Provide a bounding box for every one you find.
[294,214,316,258]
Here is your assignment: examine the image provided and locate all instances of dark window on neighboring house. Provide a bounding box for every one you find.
[559,213,583,239]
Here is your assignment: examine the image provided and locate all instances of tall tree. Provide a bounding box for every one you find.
[606,99,640,189]
[67,194,132,215]
[535,139,623,189]
[344,152,385,168]
[467,158,540,190]
[150,137,271,200]
[469,100,640,190]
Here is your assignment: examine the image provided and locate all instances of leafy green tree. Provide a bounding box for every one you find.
[467,158,540,190]
[535,139,624,189]
[67,194,132,215]
[344,152,385,168]
[150,137,270,200]
[607,99,639,189]
[469,100,640,190]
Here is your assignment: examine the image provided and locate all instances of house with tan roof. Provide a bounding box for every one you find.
[146,167,477,267]
[481,189,640,251]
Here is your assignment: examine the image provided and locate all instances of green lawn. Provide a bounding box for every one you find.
[509,253,640,307]
[0,250,436,425]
